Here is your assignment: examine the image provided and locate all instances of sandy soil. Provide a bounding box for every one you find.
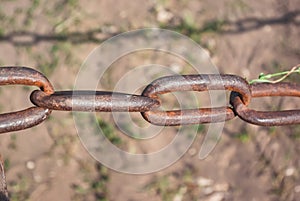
[0,0,299,200]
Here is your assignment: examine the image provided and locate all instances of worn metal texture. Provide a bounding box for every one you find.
[30,90,160,112]
[0,67,54,93]
[230,82,300,126]
[1,66,300,131]
[0,66,299,201]
[0,107,51,134]
[141,74,251,126]
[0,67,54,133]
[0,155,8,201]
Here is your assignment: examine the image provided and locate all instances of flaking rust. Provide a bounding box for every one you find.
[141,74,251,126]
[1,66,300,132]
[230,82,300,126]
[0,67,54,133]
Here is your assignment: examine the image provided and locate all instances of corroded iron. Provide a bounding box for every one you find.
[1,66,300,131]
[141,74,251,125]
[230,82,300,126]
[30,90,160,112]
[1,66,300,200]
[0,67,54,133]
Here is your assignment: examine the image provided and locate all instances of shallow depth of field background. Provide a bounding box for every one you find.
[0,0,300,200]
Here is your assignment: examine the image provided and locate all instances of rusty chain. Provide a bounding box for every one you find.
[0,66,299,200]
[0,66,299,134]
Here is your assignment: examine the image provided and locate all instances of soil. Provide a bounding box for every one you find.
[0,0,299,201]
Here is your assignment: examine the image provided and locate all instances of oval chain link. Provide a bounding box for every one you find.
[141,74,251,126]
[0,67,54,133]
[230,82,300,126]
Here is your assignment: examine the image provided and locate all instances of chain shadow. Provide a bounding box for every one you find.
[0,10,299,46]
[222,10,300,34]
[162,10,300,35]
[0,28,119,46]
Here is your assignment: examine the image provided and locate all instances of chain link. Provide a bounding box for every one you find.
[141,74,250,125]
[0,66,299,200]
[0,66,299,133]
[230,82,300,126]
[0,67,54,133]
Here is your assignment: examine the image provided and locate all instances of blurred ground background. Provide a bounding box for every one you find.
[0,0,300,200]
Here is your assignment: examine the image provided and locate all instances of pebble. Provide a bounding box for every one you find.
[188,148,197,156]
[26,161,35,170]
[170,63,183,73]
[285,167,295,177]
[202,187,214,195]
[33,174,42,183]
[197,177,214,187]
[173,187,186,201]
[208,192,225,201]
[156,6,174,24]
[294,185,300,193]
[214,183,229,192]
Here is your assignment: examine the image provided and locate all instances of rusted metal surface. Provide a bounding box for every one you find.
[30,90,160,112]
[0,155,9,201]
[1,66,300,199]
[230,82,300,126]
[0,107,51,134]
[250,82,300,97]
[0,67,54,93]
[141,74,251,125]
[0,66,300,130]
[0,67,54,133]
[142,107,235,126]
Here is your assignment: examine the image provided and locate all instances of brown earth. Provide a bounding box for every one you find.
[0,0,300,201]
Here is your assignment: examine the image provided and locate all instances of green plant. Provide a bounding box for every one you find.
[235,132,250,143]
[249,64,300,84]
[4,158,10,170]
[201,19,226,33]
[97,118,122,145]
[25,0,41,27]
[8,134,17,150]
[146,176,175,201]
[10,175,30,201]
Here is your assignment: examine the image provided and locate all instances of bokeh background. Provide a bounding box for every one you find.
[0,0,300,200]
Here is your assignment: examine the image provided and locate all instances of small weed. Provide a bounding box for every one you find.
[160,16,225,44]
[97,118,122,145]
[290,125,300,140]
[0,27,4,37]
[72,163,109,201]
[197,124,205,133]
[235,132,250,143]
[156,0,168,7]
[229,0,250,13]
[67,0,79,8]
[33,46,59,77]
[183,169,193,183]
[4,158,10,170]
[73,184,87,195]
[8,134,17,150]
[268,127,277,135]
[24,0,41,27]
[201,19,226,33]
[10,175,30,201]
[145,175,179,201]
[91,165,109,201]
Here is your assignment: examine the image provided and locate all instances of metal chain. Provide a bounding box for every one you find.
[0,66,300,134]
[0,66,299,201]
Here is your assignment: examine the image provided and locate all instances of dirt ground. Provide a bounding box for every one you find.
[0,0,300,201]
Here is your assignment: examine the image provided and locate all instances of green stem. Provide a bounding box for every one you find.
[249,65,300,84]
